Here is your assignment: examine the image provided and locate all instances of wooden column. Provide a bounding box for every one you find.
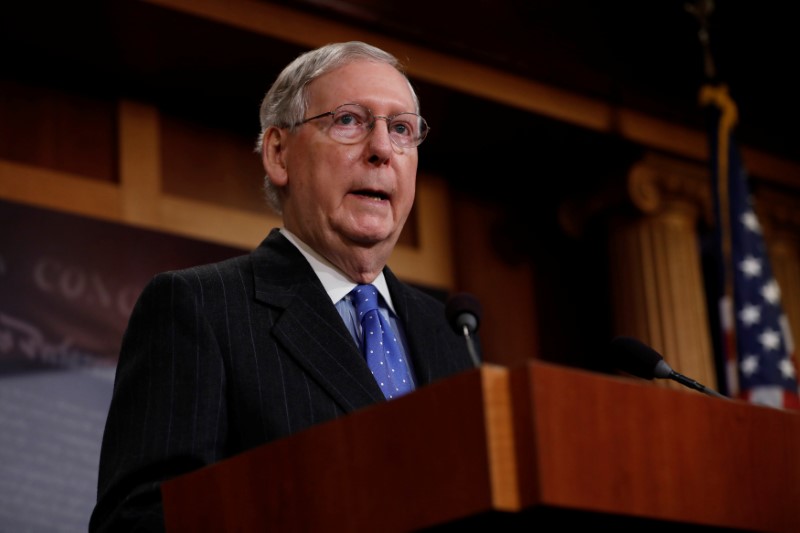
[608,155,716,388]
[562,153,717,390]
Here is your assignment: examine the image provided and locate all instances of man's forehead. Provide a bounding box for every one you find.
[306,60,413,108]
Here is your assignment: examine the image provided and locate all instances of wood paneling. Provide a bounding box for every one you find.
[0,80,117,182]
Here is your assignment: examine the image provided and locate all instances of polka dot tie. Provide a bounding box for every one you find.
[350,284,414,399]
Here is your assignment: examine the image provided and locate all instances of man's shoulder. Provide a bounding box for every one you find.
[154,230,286,282]
[138,252,256,300]
[165,251,253,279]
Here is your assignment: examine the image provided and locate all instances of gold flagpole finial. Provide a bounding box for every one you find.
[685,0,716,80]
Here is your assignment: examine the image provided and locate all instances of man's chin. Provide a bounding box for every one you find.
[345,227,399,248]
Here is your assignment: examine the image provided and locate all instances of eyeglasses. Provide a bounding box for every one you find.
[294,103,429,148]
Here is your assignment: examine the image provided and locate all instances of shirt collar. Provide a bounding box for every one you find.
[280,228,396,313]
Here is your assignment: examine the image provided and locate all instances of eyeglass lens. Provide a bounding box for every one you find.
[329,104,427,147]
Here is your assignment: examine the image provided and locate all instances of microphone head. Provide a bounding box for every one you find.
[608,336,672,380]
[445,292,482,334]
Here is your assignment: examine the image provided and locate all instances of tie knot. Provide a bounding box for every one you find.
[350,284,380,318]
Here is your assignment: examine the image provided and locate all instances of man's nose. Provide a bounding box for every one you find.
[366,116,396,154]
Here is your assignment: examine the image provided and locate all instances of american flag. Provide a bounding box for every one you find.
[702,83,800,409]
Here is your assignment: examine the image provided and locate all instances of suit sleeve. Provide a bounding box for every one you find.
[89,271,227,533]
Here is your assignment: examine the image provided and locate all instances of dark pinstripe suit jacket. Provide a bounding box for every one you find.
[90,228,474,532]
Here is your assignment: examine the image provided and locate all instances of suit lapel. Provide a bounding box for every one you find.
[386,269,448,387]
[250,230,384,412]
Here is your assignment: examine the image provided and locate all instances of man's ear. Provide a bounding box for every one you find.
[262,127,289,186]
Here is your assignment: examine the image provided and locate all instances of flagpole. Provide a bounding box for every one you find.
[687,0,740,395]
[700,85,740,395]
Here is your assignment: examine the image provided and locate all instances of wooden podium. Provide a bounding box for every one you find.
[161,361,800,532]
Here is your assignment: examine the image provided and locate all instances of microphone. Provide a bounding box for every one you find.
[445,292,482,368]
[608,336,727,399]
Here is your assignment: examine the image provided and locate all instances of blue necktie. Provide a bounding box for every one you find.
[350,284,414,399]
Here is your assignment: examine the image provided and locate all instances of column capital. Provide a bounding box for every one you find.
[627,154,711,219]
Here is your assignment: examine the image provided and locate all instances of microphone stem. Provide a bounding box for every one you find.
[461,325,481,368]
[669,371,728,400]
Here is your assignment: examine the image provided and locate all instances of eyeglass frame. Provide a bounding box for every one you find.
[291,103,429,148]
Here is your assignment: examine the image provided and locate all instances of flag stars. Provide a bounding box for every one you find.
[761,279,781,305]
[738,255,762,278]
[740,210,762,233]
[738,304,761,326]
[740,354,759,377]
[758,328,781,351]
[779,358,797,380]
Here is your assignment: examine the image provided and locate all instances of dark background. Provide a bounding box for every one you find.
[3,0,796,373]
[3,0,797,168]
[4,0,796,266]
